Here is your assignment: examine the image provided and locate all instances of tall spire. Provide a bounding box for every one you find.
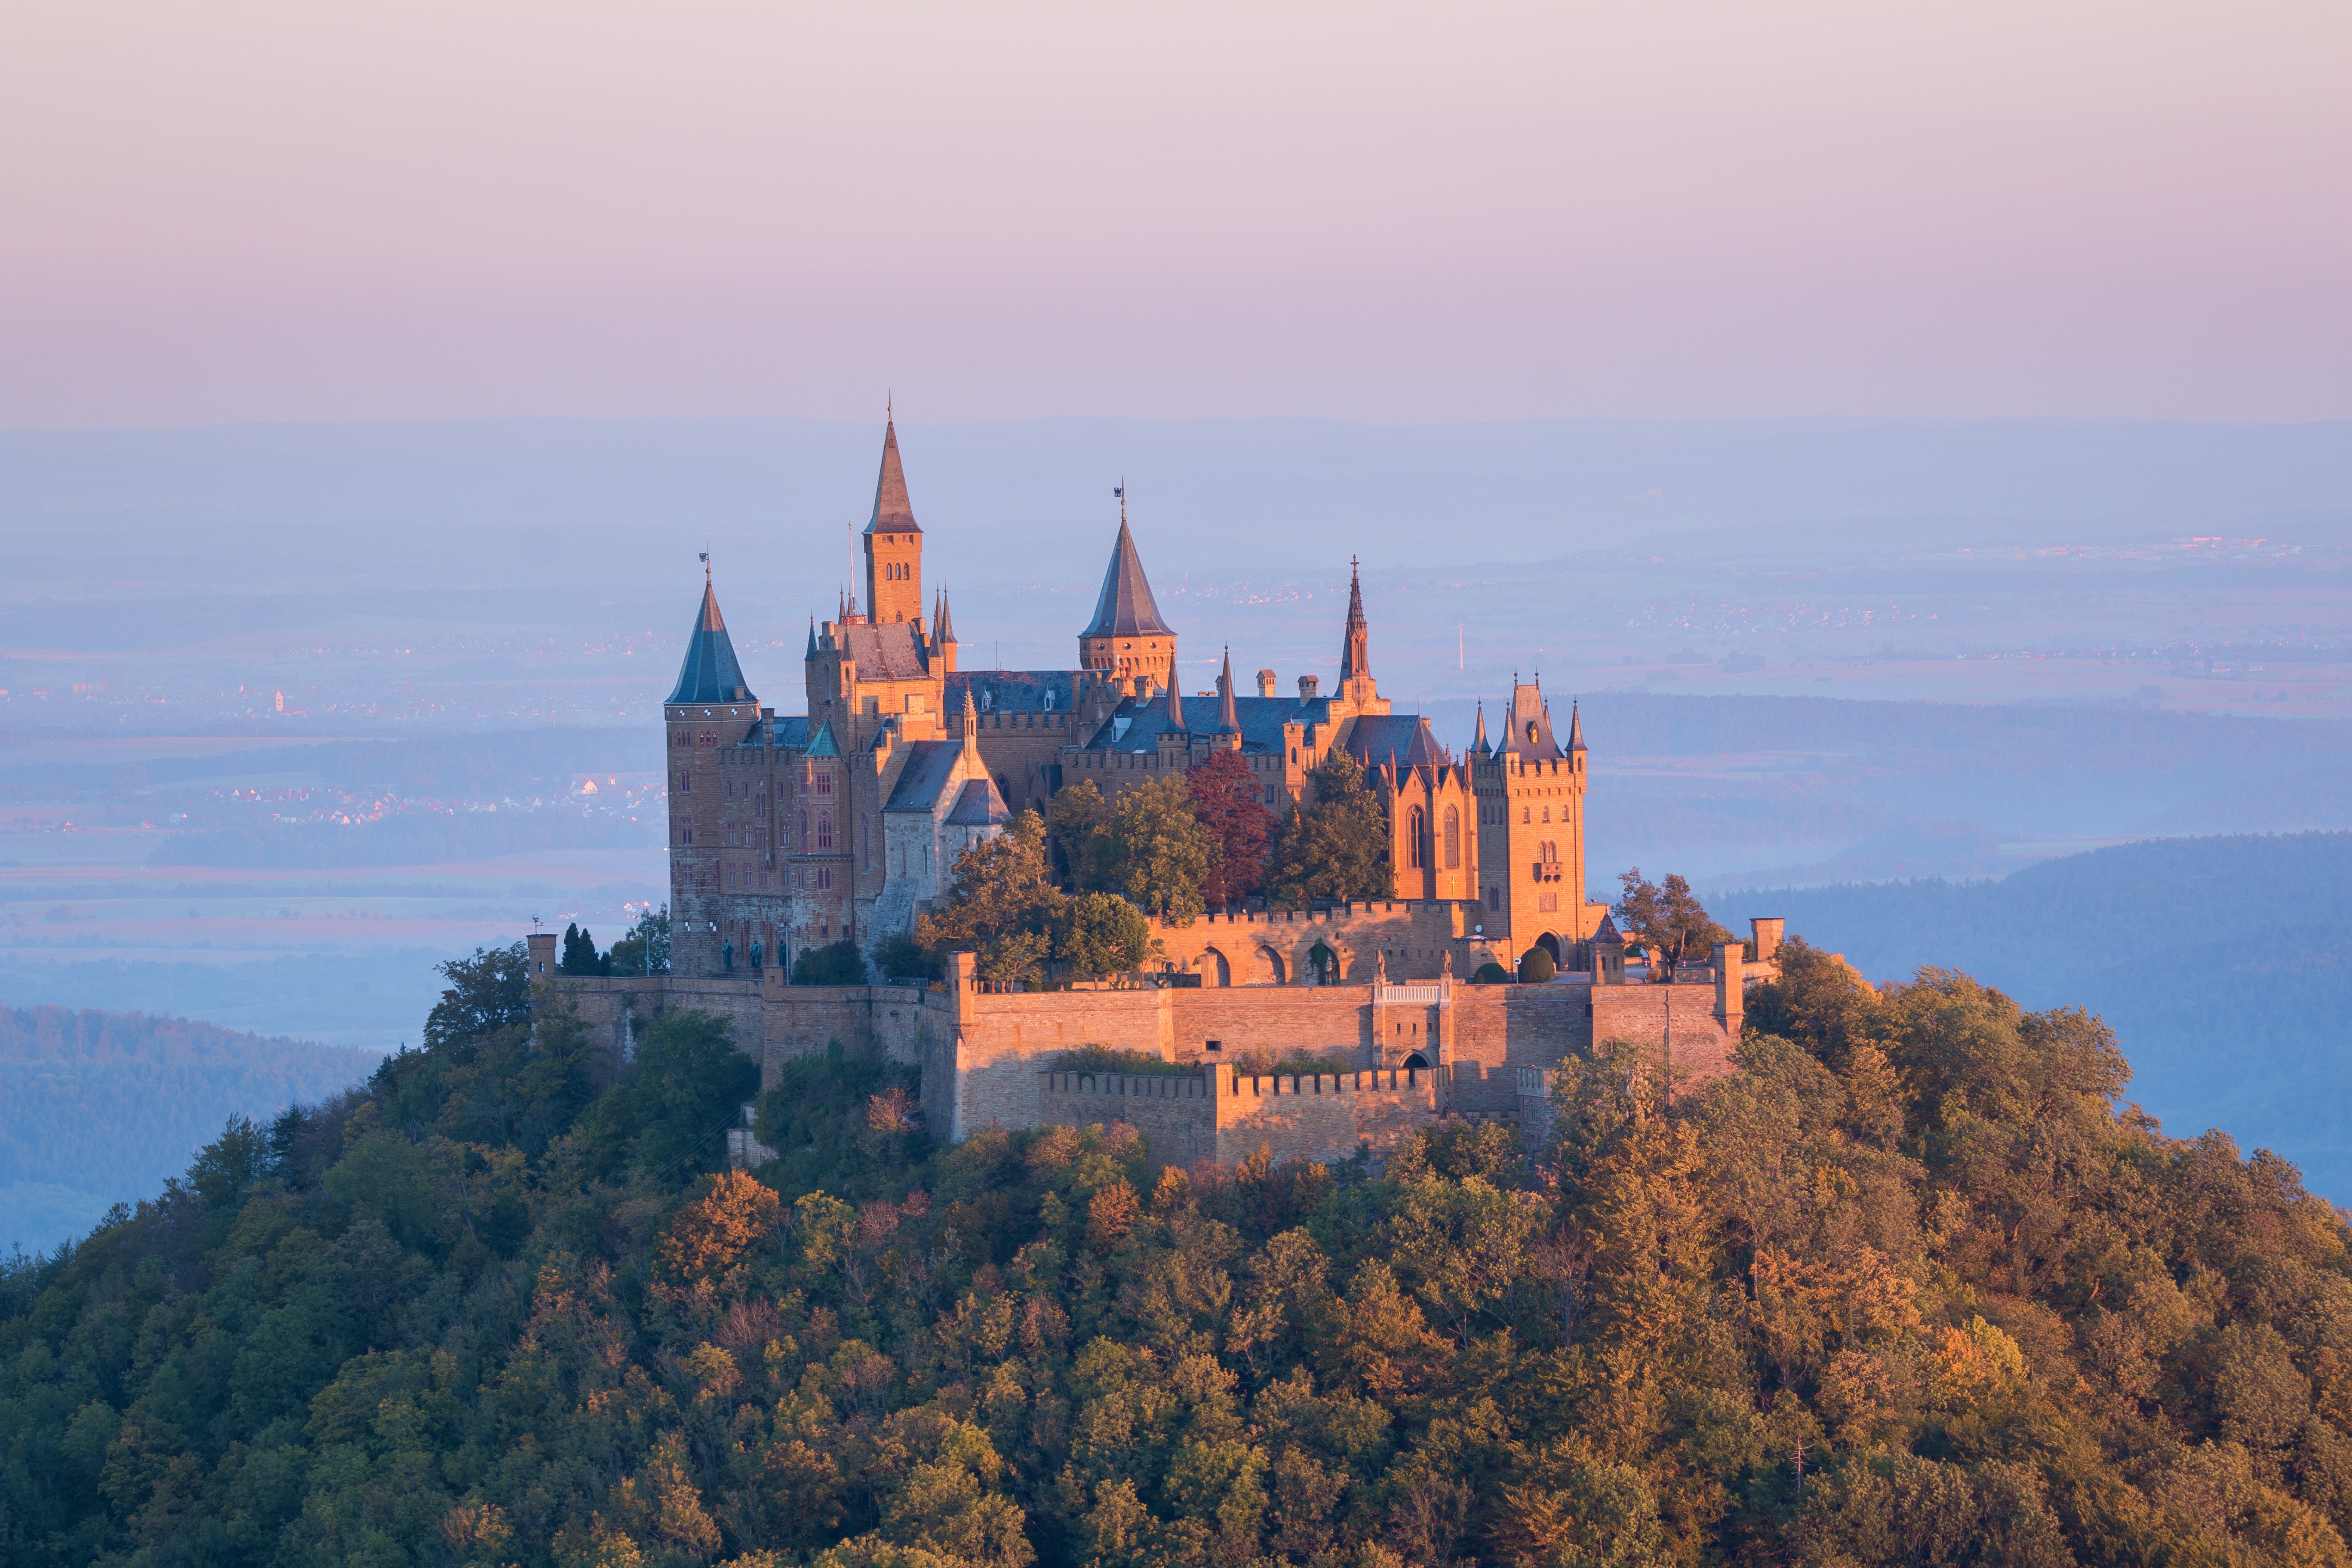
[1568,701,1585,752]
[805,616,818,659]
[960,683,980,762]
[1218,646,1240,733]
[1082,518,1175,638]
[1166,673,1185,731]
[866,413,919,534]
[667,570,755,704]
[1473,701,1489,755]
[1339,556,1371,683]
[934,588,956,644]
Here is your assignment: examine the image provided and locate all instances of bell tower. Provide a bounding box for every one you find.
[862,411,924,626]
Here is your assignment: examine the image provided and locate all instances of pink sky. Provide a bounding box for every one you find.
[2,1,2345,426]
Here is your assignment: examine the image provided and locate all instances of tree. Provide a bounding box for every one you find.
[791,941,870,986]
[1188,749,1277,907]
[1053,891,1156,978]
[873,929,943,982]
[558,922,608,976]
[917,810,1066,986]
[1613,867,1730,983]
[1265,750,1395,907]
[421,942,532,1051]
[1045,779,1117,891]
[608,905,670,975]
[1107,774,1217,925]
[1519,946,1556,984]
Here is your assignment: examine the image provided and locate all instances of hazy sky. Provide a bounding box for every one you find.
[3,2,2346,427]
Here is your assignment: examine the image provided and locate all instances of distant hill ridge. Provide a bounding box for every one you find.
[1,1005,381,1251]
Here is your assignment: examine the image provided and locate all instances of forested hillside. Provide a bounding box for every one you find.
[6,942,2352,1565]
[0,1007,382,1252]
[1714,832,2352,1198]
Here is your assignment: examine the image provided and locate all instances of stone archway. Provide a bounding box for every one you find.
[1537,932,1563,966]
[1257,945,1288,985]
[1199,947,1231,987]
[1308,942,1337,986]
[1403,1050,1430,1070]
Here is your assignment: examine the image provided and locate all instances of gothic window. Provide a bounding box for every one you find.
[682,827,693,845]
[1522,806,1530,824]
[1541,804,1550,823]
[1443,806,1460,868]
[676,772,690,793]
[815,809,833,852]
[1409,807,1426,868]
[799,809,807,845]
[814,772,833,797]
[817,866,833,890]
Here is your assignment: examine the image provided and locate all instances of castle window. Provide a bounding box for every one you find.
[1409,807,1426,867]
[815,809,833,851]
[814,773,832,797]
[1443,806,1460,868]
[817,867,832,891]
[682,827,693,845]
[1522,807,1530,824]
[677,772,690,793]
[1541,805,1550,823]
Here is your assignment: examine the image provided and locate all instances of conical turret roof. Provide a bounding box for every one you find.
[1568,701,1585,752]
[1217,647,1240,733]
[935,588,956,643]
[1083,520,1175,638]
[667,577,755,704]
[866,418,919,534]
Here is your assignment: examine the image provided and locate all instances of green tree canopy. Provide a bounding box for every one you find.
[1053,891,1157,979]
[917,810,1065,985]
[791,939,871,986]
[1107,774,1217,925]
[1614,866,1731,981]
[1044,778,1117,891]
[607,904,670,975]
[1265,750,1395,907]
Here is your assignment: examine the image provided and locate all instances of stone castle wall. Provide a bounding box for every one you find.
[541,929,1766,1169]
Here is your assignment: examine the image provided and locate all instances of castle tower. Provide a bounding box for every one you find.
[664,564,759,976]
[1078,497,1177,688]
[862,415,924,626]
[1471,673,1599,961]
[933,589,959,674]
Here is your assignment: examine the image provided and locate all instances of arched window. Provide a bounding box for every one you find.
[1443,806,1460,868]
[1408,806,1426,867]
[815,809,833,851]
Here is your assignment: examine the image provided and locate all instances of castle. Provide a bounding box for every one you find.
[663,416,1608,982]
[544,417,1789,1167]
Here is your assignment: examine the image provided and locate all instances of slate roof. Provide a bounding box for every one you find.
[766,716,811,750]
[866,418,919,534]
[883,741,967,813]
[946,777,1010,827]
[1592,912,1624,944]
[1343,715,1452,772]
[1077,692,1337,753]
[1082,520,1175,638]
[947,670,1082,716]
[839,621,930,682]
[667,581,756,704]
[806,721,841,758]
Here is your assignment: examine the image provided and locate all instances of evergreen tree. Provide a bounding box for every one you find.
[1265,750,1395,906]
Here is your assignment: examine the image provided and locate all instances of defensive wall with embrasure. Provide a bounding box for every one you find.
[534,916,1785,1170]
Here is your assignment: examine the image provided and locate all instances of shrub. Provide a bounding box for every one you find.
[791,941,870,987]
[1519,947,1557,983]
[1052,1045,1198,1077]
[1472,962,1513,984]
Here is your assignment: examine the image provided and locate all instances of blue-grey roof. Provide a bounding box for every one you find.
[838,621,929,682]
[1344,714,1451,771]
[947,670,1082,716]
[884,741,967,813]
[1077,692,1337,753]
[667,582,755,704]
[1082,521,1175,638]
[767,716,811,750]
[806,721,841,758]
[946,777,1010,827]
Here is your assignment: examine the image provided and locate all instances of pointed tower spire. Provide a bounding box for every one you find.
[1473,701,1489,755]
[1218,646,1240,734]
[805,616,818,659]
[866,414,919,535]
[1078,502,1178,692]
[1167,673,1186,732]
[1339,556,1371,683]
[934,588,956,645]
[1568,701,1585,753]
[961,683,980,762]
[667,570,755,704]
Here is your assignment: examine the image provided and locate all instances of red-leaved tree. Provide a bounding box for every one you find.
[1187,748,1277,907]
